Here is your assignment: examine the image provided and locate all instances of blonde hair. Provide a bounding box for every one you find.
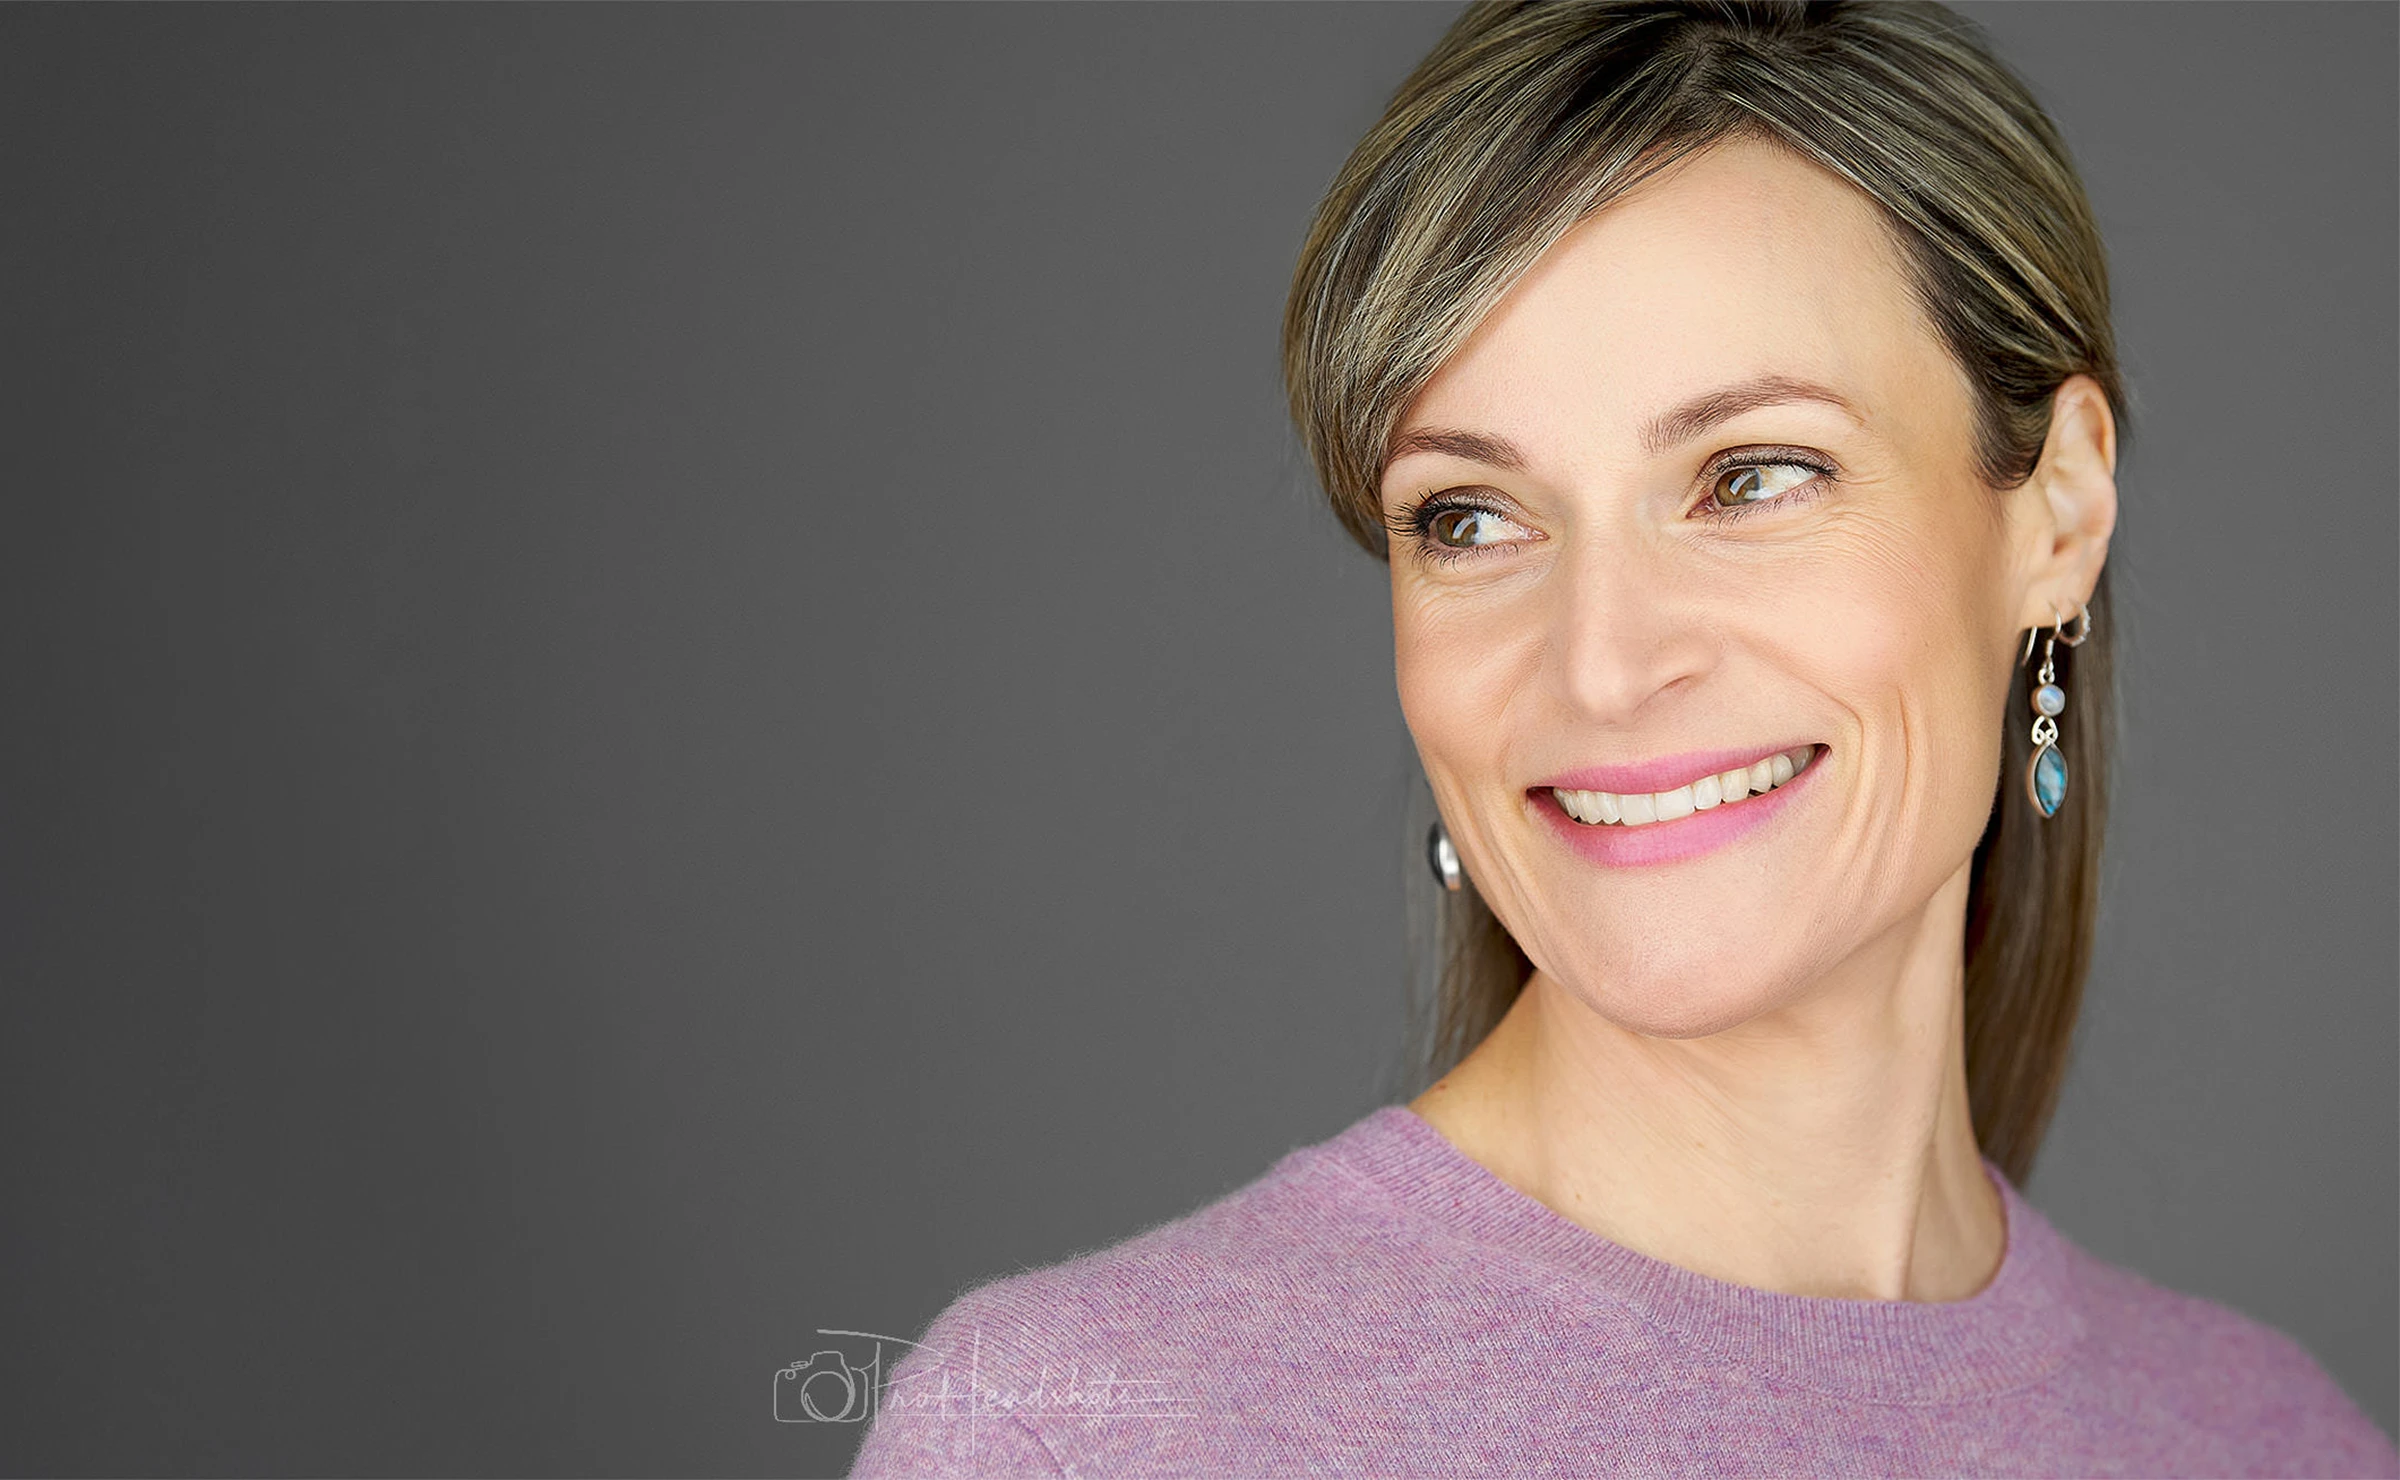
[1282,0,2124,1186]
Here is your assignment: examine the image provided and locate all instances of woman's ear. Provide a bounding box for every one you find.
[2011,373,2118,630]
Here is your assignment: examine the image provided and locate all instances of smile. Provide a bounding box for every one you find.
[1552,745,1818,827]
[1531,743,1826,868]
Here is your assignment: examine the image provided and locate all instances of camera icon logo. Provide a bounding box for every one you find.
[776,1346,883,1424]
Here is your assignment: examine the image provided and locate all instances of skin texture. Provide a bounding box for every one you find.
[1391,135,2117,1304]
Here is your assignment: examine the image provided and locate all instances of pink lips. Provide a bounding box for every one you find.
[1532,743,1826,868]
[1536,743,1820,796]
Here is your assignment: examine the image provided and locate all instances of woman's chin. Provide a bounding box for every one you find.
[1536,950,1804,1040]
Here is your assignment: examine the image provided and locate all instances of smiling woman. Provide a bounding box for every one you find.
[1369,125,2116,1087]
[847,4,2399,1476]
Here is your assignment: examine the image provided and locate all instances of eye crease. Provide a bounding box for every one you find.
[1385,452,1838,567]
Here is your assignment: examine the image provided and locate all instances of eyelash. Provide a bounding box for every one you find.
[1384,451,1838,568]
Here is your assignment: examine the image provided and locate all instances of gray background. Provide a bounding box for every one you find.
[0,3,2390,1475]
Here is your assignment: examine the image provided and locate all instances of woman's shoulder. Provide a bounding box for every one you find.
[881,1104,1500,1366]
[845,1104,1579,1476]
[2049,1223,2398,1473]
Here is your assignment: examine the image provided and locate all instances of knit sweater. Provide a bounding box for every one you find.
[846,1104,2399,1478]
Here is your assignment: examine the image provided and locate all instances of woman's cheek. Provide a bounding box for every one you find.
[1394,598,1519,752]
[1837,538,2010,874]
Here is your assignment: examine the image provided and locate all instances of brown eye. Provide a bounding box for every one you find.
[1395,496,1536,566]
[1709,462,1819,510]
[1428,507,1492,547]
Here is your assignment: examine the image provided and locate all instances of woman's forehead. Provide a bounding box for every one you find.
[1396,139,1954,467]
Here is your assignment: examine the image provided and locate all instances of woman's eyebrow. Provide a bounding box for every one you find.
[1640,373,1864,454]
[1382,374,1865,478]
[1383,427,1529,475]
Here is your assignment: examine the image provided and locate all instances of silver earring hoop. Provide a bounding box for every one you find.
[2020,597,2092,664]
[1426,820,1463,892]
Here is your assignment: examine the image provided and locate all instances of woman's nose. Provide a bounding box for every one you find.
[1540,534,1710,725]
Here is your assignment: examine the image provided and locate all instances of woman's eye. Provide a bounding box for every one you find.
[1708,461,1820,510]
[1427,505,1515,548]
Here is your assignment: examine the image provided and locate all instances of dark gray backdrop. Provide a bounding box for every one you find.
[2,3,2391,1475]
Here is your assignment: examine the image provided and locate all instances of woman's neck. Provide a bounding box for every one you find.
[1409,857,2006,1304]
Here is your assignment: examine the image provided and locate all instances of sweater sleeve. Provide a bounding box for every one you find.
[2249,1323,2400,1479]
[847,1407,1062,1479]
[845,1287,1068,1479]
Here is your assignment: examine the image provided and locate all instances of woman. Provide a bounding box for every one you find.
[850,2,2399,1475]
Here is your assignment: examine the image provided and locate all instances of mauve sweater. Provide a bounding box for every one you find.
[847,1105,2399,1478]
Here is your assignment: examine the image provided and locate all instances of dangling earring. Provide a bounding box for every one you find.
[1426,820,1463,892]
[2022,598,2092,819]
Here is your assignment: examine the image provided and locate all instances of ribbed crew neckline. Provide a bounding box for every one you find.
[1322,1104,2086,1403]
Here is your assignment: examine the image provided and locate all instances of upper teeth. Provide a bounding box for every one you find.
[1554,746,1816,826]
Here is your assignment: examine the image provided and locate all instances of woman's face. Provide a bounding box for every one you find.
[1383,136,2079,1037]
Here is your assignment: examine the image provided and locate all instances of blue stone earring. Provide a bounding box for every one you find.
[2022,599,2091,819]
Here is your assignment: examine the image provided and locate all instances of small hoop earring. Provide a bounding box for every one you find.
[1426,820,1464,892]
[2023,599,2088,819]
[2022,598,2093,663]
